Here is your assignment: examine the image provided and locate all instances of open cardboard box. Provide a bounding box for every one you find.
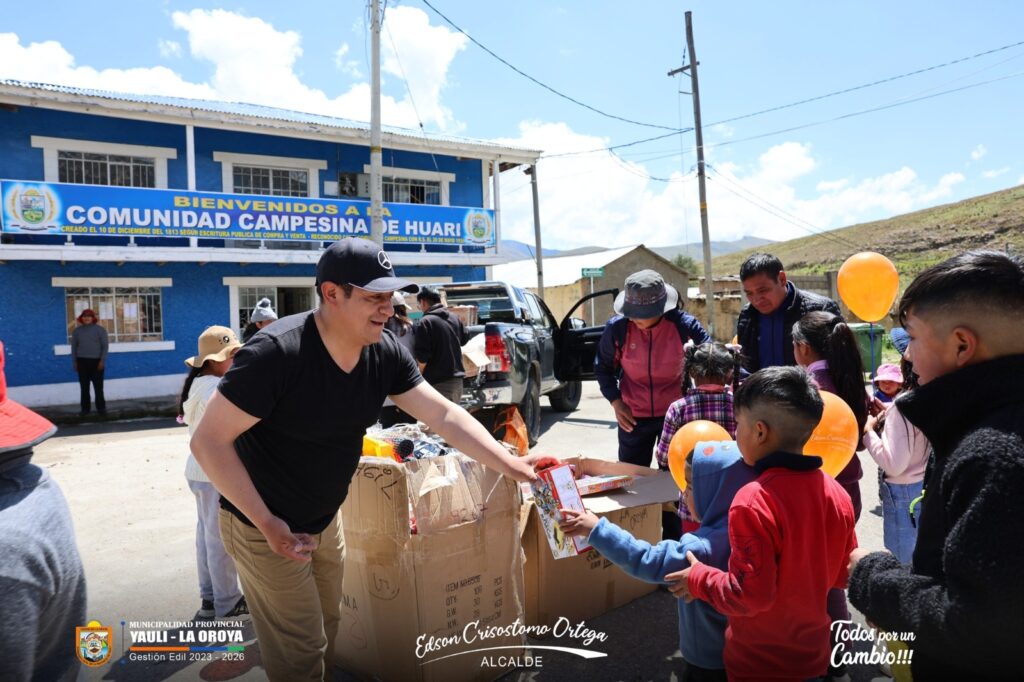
[338,454,526,682]
[520,457,679,629]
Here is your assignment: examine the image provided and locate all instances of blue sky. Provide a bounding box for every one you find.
[2,1,1022,250]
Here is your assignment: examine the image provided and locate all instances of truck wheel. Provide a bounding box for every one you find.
[548,380,582,412]
[520,376,541,447]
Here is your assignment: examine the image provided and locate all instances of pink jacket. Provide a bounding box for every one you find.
[862,403,929,484]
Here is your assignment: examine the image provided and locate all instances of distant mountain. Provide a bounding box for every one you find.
[652,236,775,262]
[500,239,564,261]
[711,185,1024,282]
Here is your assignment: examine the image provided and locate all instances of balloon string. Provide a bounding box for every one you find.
[869,322,876,377]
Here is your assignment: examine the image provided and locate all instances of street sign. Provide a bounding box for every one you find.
[581,267,604,278]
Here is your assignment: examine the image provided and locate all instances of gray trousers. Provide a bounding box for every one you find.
[431,377,464,405]
[188,479,243,616]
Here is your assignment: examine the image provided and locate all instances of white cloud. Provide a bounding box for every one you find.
[982,167,1010,179]
[495,133,968,251]
[158,39,181,59]
[970,144,987,161]
[711,123,735,139]
[0,7,465,131]
[333,43,362,78]
[0,32,216,98]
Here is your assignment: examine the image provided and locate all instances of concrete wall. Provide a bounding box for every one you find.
[685,296,746,343]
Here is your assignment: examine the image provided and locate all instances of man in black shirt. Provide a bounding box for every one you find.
[413,285,468,404]
[191,238,536,681]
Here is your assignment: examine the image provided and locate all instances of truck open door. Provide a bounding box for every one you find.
[554,288,618,383]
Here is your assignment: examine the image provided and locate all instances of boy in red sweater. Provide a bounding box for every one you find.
[669,366,857,681]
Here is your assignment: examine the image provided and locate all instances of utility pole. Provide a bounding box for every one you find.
[369,0,384,244]
[668,11,715,338]
[527,164,545,298]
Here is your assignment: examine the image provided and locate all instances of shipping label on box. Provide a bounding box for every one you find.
[531,463,590,558]
[338,455,526,682]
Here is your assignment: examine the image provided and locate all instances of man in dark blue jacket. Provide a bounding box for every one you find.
[735,253,841,372]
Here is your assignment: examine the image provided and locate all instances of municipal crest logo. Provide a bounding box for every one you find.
[3,183,60,232]
[76,621,113,667]
[463,211,493,245]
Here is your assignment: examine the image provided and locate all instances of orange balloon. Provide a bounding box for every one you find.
[668,420,732,492]
[837,252,899,322]
[803,391,859,478]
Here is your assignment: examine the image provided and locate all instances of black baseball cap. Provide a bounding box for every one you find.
[316,238,419,293]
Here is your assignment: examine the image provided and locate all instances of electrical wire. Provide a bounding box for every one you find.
[704,38,1024,128]
[704,167,861,250]
[419,0,686,132]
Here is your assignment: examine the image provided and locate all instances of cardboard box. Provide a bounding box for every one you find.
[338,455,526,682]
[521,460,678,629]
[448,304,478,327]
[461,334,489,379]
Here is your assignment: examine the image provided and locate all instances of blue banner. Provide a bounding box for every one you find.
[0,180,496,247]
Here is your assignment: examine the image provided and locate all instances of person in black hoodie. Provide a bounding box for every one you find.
[413,285,468,404]
[847,250,1024,681]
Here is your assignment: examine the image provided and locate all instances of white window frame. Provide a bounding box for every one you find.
[223,277,317,332]
[213,152,327,197]
[51,277,174,355]
[362,165,456,205]
[31,136,177,188]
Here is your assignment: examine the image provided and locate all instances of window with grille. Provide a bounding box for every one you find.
[57,151,156,187]
[65,287,163,343]
[382,176,441,205]
[233,166,309,197]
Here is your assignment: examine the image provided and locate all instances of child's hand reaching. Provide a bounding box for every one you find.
[559,508,599,537]
[665,551,702,602]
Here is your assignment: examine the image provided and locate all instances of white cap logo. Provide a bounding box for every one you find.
[377,251,392,270]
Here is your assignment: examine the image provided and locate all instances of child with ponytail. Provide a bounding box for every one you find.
[791,310,870,680]
[178,326,248,620]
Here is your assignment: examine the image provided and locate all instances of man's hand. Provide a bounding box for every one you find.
[665,550,702,602]
[559,508,599,537]
[848,547,880,576]
[611,399,636,432]
[97,360,105,371]
[256,515,319,562]
[504,455,540,483]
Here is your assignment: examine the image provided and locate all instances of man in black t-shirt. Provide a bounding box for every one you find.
[413,285,468,404]
[191,238,536,682]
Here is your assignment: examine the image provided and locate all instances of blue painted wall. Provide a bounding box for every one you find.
[0,260,484,388]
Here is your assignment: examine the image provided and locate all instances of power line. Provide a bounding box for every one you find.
[705,38,1024,128]
[419,0,685,132]
[705,166,861,250]
[537,39,1024,163]
[705,69,1024,152]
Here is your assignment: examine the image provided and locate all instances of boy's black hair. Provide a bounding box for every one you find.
[684,342,741,391]
[417,285,442,305]
[734,366,824,432]
[898,250,1024,324]
[791,311,868,433]
[739,253,785,282]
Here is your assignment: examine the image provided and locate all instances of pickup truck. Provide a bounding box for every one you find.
[439,281,616,446]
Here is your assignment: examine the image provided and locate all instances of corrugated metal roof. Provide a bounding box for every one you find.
[492,245,640,289]
[0,78,541,159]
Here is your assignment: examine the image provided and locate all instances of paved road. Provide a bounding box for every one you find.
[35,382,887,681]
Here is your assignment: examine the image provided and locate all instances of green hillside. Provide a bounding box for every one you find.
[712,185,1024,283]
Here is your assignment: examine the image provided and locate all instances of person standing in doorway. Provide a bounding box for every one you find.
[71,308,108,415]
[735,253,842,373]
[595,269,710,467]
[413,285,468,404]
[242,298,278,342]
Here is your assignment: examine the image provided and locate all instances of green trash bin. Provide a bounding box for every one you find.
[847,323,887,377]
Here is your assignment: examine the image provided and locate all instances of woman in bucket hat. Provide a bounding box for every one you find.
[178,326,248,620]
[595,270,710,472]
